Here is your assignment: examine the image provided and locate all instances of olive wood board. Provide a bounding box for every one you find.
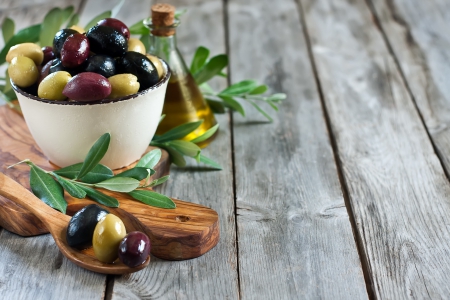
[0,105,219,260]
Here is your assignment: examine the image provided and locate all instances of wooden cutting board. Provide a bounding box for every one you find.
[0,105,219,260]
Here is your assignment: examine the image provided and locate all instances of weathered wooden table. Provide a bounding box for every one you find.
[1,0,450,298]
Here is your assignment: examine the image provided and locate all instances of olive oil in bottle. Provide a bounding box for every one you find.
[146,3,217,148]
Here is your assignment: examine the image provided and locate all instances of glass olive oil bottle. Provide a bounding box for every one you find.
[146,4,217,148]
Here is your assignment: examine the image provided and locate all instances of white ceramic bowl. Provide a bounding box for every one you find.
[12,60,170,170]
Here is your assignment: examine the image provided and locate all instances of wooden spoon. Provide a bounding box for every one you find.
[0,172,150,274]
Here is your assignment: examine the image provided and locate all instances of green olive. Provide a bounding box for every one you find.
[8,56,39,88]
[92,214,126,263]
[128,38,146,55]
[107,74,140,99]
[6,43,44,66]
[146,54,163,79]
[38,71,72,100]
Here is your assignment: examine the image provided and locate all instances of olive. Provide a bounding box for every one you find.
[85,54,116,78]
[38,60,52,84]
[97,18,130,40]
[86,25,127,58]
[66,204,109,249]
[127,38,146,54]
[8,56,39,88]
[61,33,90,68]
[41,46,55,66]
[62,72,111,102]
[116,52,159,91]
[38,71,71,100]
[53,28,78,57]
[93,214,126,263]
[50,58,87,76]
[6,43,44,66]
[146,54,164,80]
[108,74,139,99]
[118,231,151,268]
[69,25,85,33]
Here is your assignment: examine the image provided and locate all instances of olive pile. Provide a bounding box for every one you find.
[67,204,151,267]
[7,18,165,102]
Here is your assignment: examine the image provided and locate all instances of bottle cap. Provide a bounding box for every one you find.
[151,3,176,36]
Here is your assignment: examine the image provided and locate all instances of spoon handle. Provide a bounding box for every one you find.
[0,172,68,230]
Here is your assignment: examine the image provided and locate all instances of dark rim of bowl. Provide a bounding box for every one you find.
[11,58,171,106]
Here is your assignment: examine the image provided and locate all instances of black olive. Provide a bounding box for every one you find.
[49,58,87,76]
[66,204,109,249]
[53,29,78,57]
[85,54,116,78]
[86,25,127,58]
[116,51,159,91]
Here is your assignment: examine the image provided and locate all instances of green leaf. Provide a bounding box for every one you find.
[94,177,140,193]
[76,133,111,179]
[268,101,279,111]
[66,13,80,28]
[165,146,186,167]
[29,164,67,213]
[267,93,286,102]
[249,101,273,122]
[129,19,149,35]
[2,18,15,44]
[61,6,74,24]
[193,54,228,85]
[190,46,209,74]
[54,163,113,183]
[147,175,170,187]
[174,9,187,19]
[198,154,222,170]
[190,124,219,143]
[167,140,201,157]
[152,120,203,143]
[52,173,86,199]
[220,95,245,116]
[140,34,150,52]
[115,167,149,181]
[249,85,268,95]
[219,80,258,96]
[0,24,41,65]
[205,98,226,114]
[75,184,119,207]
[136,149,162,169]
[129,190,175,209]
[84,11,111,31]
[40,8,63,47]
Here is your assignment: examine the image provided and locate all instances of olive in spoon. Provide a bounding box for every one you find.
[0,172,150,274]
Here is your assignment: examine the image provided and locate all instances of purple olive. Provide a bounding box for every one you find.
[38,60,52,83]
[118,231,151,268]
[62,72,111,102]
[41,46,55,66]
[53,28,78,57]
[61,34,90,68]
[97,18,130,40]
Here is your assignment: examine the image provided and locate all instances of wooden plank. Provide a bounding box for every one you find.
[77,0,240,298]
[301,0,450,298]
[227,0,368,298]
[369,0,450,189]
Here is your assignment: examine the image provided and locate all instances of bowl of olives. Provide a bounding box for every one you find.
[8,18,170,169]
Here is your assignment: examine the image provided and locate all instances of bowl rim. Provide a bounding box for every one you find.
[11,58,171,106]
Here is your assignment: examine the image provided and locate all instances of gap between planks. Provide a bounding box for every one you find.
[295,0,375,298]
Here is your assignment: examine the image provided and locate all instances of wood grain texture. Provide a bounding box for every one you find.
[301,0,450,298]
[228,0,367,298]
[369,0,450,190]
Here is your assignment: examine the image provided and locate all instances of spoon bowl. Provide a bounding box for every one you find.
[0,172,150,274]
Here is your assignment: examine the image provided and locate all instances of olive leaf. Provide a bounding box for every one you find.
[29,164,67,213]
[219,80,258,96]
[66,13,80,28]
[249,85,268,95]
[129,190,175,209]
[0,24,41,65]
[152,120,203,143]
[145,175,170,188]
[129,19,149,35]
[204,98,226,114]
[165,147,186,167]
[39,8,63,47]
[75,184,119,207]
[190,124,219,144]
[193,54,228,85]
[249,100,273,122]
[52,173,86,199]
[219,95,245,116]
[54,163,113,183]
[94,177,140,193]
[76,133,111,180]
[61,6,75,25]
[198,154,222,170]
[166,140,201,157]
[114,167,149,181]
[84,11,111,31]
[190,46,209,75]
[2,18,15,44]
[136,149,161,169]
